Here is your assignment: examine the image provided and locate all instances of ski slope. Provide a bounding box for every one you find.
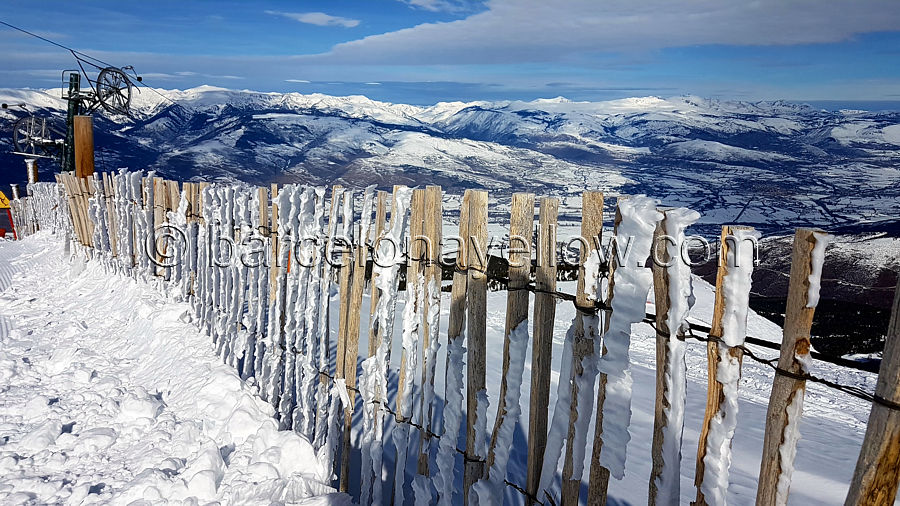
[0,235,348,505]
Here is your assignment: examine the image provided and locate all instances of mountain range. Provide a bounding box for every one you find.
[1,85,899,236]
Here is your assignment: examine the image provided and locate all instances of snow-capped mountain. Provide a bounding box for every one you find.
[2,86,899,235]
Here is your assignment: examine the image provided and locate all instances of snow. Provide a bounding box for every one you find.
[884,124,900,145]
[776,389,807,505]
[655,207,701,503]
[663,139,796,163]
[0,233,345,505]
[700,227,760,504]
[805,232,831,309]
[6,178,895,505]
[471,321,529,505]
[597,196,663,479]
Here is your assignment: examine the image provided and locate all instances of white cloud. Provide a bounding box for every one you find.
[299,0,900,64]
[286,79,311,83]
[398,0,469,12]
[265,10,360,28]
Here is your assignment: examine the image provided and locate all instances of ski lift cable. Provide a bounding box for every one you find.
[0,19,188,112]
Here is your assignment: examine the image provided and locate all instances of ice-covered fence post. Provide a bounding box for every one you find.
[463,189,489,505]
[845,279,900,505]
[417,184,443,479]
[473,192,534,504]
[240,186,268,379]
[359,188,389,503]
[335,187,355,375]
[648,208,701,505]
[101,173,119,257]
[398,189,425,420]
[692,225,756,505]
[488,192,534,465]
[368,191,389,357]
[339,187,373,493]
[587,196,662,506]
[527,196,558,504]
[558,191,605,506]
[362,185,412,505]
[262,184,281,404]
[756,228,829,506]
[435,190,472,506]
[392,188,425,506]
[152,177,167,275]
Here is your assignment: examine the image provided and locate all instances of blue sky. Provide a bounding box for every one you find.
[2,0,900,104]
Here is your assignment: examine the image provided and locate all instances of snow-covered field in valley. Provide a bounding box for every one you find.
[0,234,349,505]
[0,230,892,505]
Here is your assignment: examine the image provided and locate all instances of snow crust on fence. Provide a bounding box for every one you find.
[393,266,423,506]
[775,388,806,505]
[700,226,759,504]
[537,322,575,495]
[654,207,700,503]
[805,231,831,309]
[597,195,662,479]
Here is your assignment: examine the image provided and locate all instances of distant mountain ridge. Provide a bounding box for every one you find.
[2,86,899,235]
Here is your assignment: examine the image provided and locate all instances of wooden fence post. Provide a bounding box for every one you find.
[397,189,425,421]
[368,191,389,357]
[74,115,94,179]
[756,228,826,505]
[527,196,559,504]
[340,189,372,493]
[436,189,471,504]
[649,214,673,504]
[488,192,535,469]
[101,173,119,257]
[418,185,443,476]
[587,196,627,506]
[845,279,900,505]
[561,191,604,506]
[692,225,749,504]
[464,189,489,504]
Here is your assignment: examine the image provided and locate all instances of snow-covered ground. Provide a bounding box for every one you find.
[0,230,891,505]
[0,234,348,505]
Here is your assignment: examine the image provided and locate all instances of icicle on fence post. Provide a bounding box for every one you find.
[313,185,343,454]
[692,225,757,505]
[101,173,119,258]
[152,177,167,276]
[845,279,900,505]
[263,184,281,404]
[417,185,443,482]
[648,208,701,505]
[331,187,355,487]
[463,189,489,505]
[473,192,534,505]
[339,186,374,493]
[587,196,662,506]
[362,185,412,505]
[392,188,425,506]
[557,191,605,506]
[757,228,830,506]
[435,190,472,506]
[527,196,558,505]
[368,191,389,357]
[359,188,390,504]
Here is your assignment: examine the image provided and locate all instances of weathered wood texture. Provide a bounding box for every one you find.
[756,228,822,505]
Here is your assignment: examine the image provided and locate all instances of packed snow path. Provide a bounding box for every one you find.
[0,234,348,505]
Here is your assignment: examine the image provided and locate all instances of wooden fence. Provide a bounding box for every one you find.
[10,171,900,506]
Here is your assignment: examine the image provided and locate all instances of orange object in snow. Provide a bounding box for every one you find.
[0,191,17,240]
